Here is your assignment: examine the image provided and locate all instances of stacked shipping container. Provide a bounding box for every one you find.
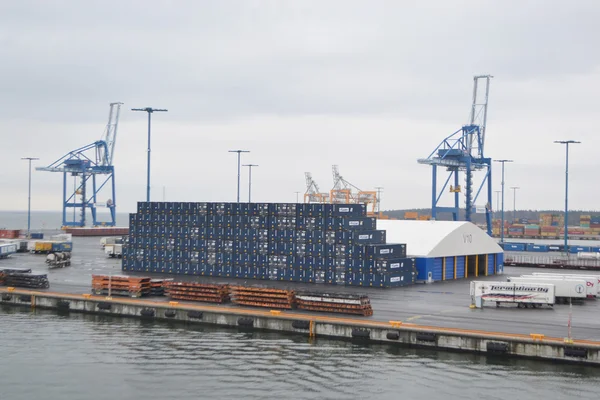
[122,202,415,288]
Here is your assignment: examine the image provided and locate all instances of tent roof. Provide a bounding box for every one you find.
[376,219,503,257]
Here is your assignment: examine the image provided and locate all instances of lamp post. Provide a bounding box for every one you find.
[510,187,520,224]
[554,140,581,254]
[494,190,501,222]
[375,186,384,213]
[242,164,258,202]
[21,157,39,237]
[294,191,300,203]
[229,150,250,202]
[493,159,514,243]
[131,107,168,202]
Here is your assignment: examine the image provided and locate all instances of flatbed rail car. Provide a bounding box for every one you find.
[470,281,555,309]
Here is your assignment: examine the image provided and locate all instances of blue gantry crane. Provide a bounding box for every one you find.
[417,75,493,235]
[37,102,123,227]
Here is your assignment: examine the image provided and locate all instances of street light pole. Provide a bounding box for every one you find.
[555,140,581,254]
[229,150,250,202]
[493,159,514,243]
[375,186,384,213]
[21,157,39,237]
[510,187,520,224]
[294,191,300,203]
[132,107,168,202]
[242,164,258,202]
[494,190,501,222]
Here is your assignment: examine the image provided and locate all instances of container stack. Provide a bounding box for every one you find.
[3,272,50,289]
[229,286,296,309]
[0,230,21,239]
[295,291,373,316]
[91,275,151,297]
[524,224,540,237]
[165,281,230,303]
[122,202,410,288]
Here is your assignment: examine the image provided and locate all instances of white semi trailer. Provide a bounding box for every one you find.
[105,243,123,258]
[507,276,587,304]
[528,272,600,297]
[470,281,555,309]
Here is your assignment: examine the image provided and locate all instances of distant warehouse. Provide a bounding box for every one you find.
[376,220,504,282]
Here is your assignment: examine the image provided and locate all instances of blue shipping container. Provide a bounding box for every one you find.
[503,243,526,251]
[526,243,549,252]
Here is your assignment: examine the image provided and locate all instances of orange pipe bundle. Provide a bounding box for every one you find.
[91,274,152,298]
[229,286,296,309]
[165,281,230,303]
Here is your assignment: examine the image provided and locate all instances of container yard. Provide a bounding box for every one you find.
[491,214,600,240]
[2,232,600,365]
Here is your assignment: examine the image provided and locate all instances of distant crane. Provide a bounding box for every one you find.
[37,102,123,227]
[304,172,329,203]
[330,165,377,215]
[417,75,493,235]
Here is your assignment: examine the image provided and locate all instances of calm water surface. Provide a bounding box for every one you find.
[1,308,599,400]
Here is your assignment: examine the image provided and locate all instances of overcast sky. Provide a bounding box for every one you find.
[1,0,599,216]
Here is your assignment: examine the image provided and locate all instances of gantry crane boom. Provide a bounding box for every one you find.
[417,75,493,235]
[37,102,123,227]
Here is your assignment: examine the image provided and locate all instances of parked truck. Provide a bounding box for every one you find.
[470,281,555,308]
[507,276,587,304]
[105,243,123,258]
[101,237,123,249]
[529,272,600,297]
[46,252,71,269]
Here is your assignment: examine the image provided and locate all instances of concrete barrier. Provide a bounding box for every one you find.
[1,288,599,365]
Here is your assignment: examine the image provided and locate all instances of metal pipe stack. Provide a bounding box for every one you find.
[91,275,151,298]
[165,281,229,303]
[229,286,296,309]
[295,291,373,316]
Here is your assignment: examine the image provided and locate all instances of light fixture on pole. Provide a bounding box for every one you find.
[21,157,39,237]
[554,140,581,254]
[510,187,520,224]
[294,191,300,203]
[229,150,250,202]
[493,159,514,243]
[132,107,168,202]
[242,164,258,203]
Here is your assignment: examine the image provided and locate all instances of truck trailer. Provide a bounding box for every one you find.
[529,272,600,297]
[506,276,587,304]
[105,243,123,258]
[470,281,555,309]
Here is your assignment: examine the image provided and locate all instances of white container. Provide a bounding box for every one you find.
[529,272,600,297]
[507,276,587,301]
[0,243,18,256]
[105,243,122,257]
[470,281,555,308]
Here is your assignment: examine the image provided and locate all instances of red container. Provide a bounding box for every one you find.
[0,229,21,239]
